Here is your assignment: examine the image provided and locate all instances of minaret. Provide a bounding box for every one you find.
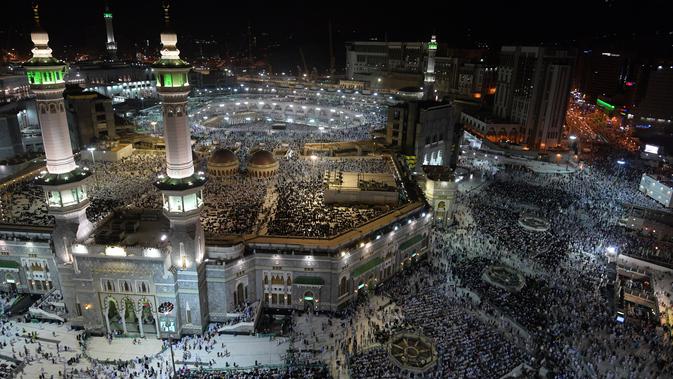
[24,3,92,325]
[103,2,118,60]
[153,2,208,336]
[423,35,437,100]
[24,3,93,264]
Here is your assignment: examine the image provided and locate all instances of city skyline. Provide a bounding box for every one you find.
[2,1,673,72]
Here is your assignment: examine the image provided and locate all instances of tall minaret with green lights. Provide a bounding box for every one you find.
[153,2,208,336]
[424,35,437,100]
[24,3,92,324]
[103,1,118,60]
[24,3,93,265]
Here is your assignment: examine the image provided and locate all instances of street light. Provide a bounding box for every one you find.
[87,147,98,186]
[150,121,157,136]
[616,159,626,165]
[158,304,177,378]
[569,135,577,141]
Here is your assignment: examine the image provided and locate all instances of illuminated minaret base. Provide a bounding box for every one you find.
[153,3,208,336]
[103,3,118,60]
[424,35,437,100]
[24,4,92,323]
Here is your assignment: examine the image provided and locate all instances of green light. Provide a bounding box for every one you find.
[303,296,314,301]
[157,72,189,88]
[26,69,64,85]
[428,41,438,50]
[104,12,112,18]
[596,98,615,111]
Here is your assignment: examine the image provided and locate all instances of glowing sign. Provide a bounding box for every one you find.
[105,246,127,257]
[596,99,615,112]
[644,145,660,154]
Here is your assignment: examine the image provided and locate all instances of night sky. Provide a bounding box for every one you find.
[2,1,673,72]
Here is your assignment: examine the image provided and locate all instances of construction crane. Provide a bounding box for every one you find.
[328,20,335,75]
[298,47,308,78]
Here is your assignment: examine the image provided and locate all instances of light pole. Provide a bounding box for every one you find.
[161,309,177,379]
[87,147,98,187]
[151,121,157,136]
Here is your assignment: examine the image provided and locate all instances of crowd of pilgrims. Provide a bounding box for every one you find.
[347,263,526,379]
[85,153,166,222]
[200,149,399,238]
[266,157,396,238]
[0,180,52,226]
[346,143,673,378]
[428,152,673,377]
[0,90,386,233]
[175,365,330,379]
[0,153,166,227]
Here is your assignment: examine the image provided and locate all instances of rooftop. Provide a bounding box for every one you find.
[90,208,169,248]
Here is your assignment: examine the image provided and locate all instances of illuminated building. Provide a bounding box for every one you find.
[386,101,462,170]
[493,46,575,150]
[639,174,673,208]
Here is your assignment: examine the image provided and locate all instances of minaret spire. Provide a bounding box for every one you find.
[424,35,438,100]
[162,1,171,31]
[32,1,42,30]
[103,0,118,60]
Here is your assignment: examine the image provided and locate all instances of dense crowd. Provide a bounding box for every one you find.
[267,157,396,237]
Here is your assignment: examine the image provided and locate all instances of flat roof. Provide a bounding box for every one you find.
[89,209,169,248]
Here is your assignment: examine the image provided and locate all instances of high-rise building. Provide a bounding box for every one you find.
[0,103,25,160]
[64,86,117,149]
[636,65,673,126]
[345,41,425,89]
[494,46,575,149]
[386,101,462,170]
[575,51,628,103]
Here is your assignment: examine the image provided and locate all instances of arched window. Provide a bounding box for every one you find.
[339,277,347,296]
[124,281,130,292]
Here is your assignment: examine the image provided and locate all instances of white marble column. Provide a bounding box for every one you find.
[153,311,160,339]
[135,306,144,337]
[119,302,128,335]
[103,302,111,334]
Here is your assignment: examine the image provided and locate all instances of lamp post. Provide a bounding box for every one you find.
[151,121,157,136]
[160,306,177,378]
[87,147,98,187]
